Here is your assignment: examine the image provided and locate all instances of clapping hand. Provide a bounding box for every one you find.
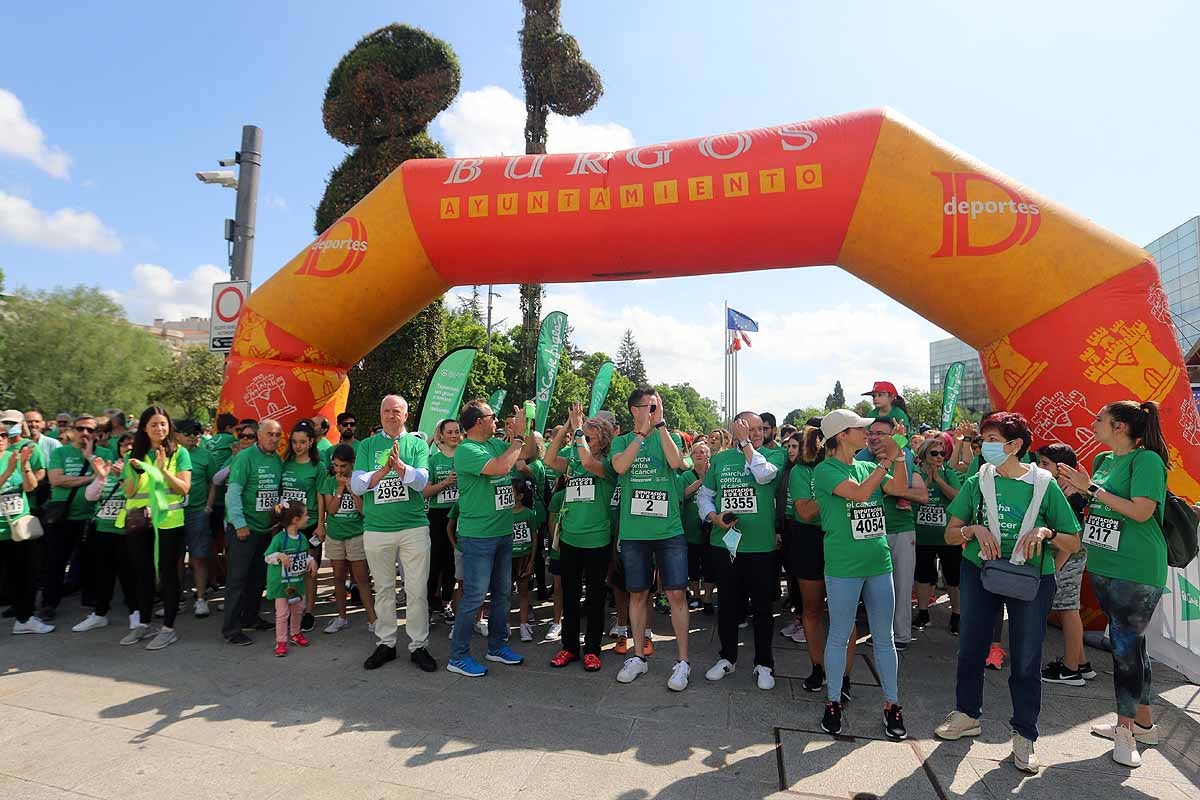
[1056,463,1091,492]
[568,402,584,432]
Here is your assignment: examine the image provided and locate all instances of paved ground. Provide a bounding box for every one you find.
[1,575,1198,800]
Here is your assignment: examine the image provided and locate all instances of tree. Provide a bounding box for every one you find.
[784,407,826,427]
[898,385,976,430]
[824,380,845,411]
[615,329,647,386]
[853,400,873,417]
[515,0,604,402]
[0,286,171,414]
[146,345,225,421]
[315,24,459,426]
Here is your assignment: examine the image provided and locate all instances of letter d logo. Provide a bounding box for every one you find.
[932,172,1041,258]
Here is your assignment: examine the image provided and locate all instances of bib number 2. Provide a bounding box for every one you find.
[630,489,668,518]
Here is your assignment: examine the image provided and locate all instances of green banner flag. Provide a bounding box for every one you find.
[1179,574,1200,622]
[417,347,477,439]
[488,389,507,414]
[940,362,965,430]
[534,311,568,433]
[589,361,615,417]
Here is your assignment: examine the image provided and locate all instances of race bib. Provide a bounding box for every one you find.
[281,488,307,505]
[1084,515,1122,552]
[916,505,947,527]
[566,476,596,503]
[97,497,125,520]
[436,484,459,504]
[282,550,310,580]
[849,504,887,540]
[255,489,279,512]
[630,489,668,518]
[336,492,357,514]
[610,485,621,508]
[375,477,409,504]
[720,486,757,515]
[513,520,532,545]
[0,493,24,515]
[494,484,514,511]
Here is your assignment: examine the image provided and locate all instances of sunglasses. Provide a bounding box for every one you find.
[239,433,257,441]
[75,426,97,433]
[338,421,356,427]
[928,451,945,457]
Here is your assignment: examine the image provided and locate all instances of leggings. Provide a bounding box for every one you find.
[91,530,137,618]
[427,507,455,603]
[126,526,184,627]
[559,540,611,656]
[824,572,899,704]
[274,597,305,643]
[1090,574,1164,718]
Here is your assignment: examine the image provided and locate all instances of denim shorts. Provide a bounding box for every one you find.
[183,508,211,558]
[620,533,689,592]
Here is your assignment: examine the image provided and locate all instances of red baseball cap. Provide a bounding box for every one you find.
[862,381,898,396]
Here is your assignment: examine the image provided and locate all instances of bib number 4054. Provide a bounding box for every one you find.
[850,505,886,540]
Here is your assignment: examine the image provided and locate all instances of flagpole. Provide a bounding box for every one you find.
[723,300,729,423]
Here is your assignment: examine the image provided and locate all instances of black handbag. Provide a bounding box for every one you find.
[43,459,91,526]
[980,550,1046,602]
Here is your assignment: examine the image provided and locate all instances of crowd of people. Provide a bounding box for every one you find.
[0,382,1175,772]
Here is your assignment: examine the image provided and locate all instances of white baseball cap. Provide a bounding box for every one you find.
[820,409,875,440]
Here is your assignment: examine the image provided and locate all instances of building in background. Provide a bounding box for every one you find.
[929,336,989,413]
[139,316,210,353]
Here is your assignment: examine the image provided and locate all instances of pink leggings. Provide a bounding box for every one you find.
[275,598,305,643]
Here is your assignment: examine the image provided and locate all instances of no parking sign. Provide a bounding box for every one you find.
[209,280,249,352]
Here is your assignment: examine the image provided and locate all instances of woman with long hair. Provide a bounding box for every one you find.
[1056,401,1170,768]
[422,418,461,622]
[121,406,192,650]
[0,427,50,634]
[681,440,713,611]
[73,433,137,635]
[913,437,963,634]
[283,420,322,633]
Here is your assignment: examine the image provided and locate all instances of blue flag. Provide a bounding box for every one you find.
[726,307,759,332]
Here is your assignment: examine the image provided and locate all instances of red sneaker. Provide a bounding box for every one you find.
[274,642,287,657]
[583,654,602,672]
[290,633,311,647]
[642,632,654,657]
[614,635,628,655]
[550,650,578,668]
[985,644,1006,670]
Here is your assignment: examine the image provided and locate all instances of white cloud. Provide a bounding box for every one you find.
[264,192,287,210]
[433,85,635,157]
[109,263,228,323]
[0,190,121,253]
[0,89,71,178]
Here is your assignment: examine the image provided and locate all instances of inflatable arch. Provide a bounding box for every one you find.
[219,108,1200,498]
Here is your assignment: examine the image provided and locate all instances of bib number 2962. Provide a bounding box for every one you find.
[630,489,668,518]
[850,505,886,539]
[375,477,409,504]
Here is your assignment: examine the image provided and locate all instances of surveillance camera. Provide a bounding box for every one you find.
[196,170,238,189]
[218,157,237,167]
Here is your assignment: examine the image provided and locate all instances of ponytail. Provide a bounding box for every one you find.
[800,425,825,466]
[269,500,308,535]
[1105,400,1170,466]
[892,395,909,414]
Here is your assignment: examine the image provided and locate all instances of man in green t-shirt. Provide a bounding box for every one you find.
[698,411,781,689]
[39,413,99,619]
[448,399,537,677]
[178,420,216,617]
[221,419,283,644]
[610,387,691,691]
[351,395,437,674]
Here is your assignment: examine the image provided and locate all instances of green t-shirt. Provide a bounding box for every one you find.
[704,448,779,553]
[559,447,617,549]
[265,530,310,600]
[455,438,516,538]
[317,437,333,460]
[46,428,61,441]
[185,444,214,510]
[871,406,911,431]
[92,466,126,534]
[512,506,537,557]
[281,458,321,521]
[206,431,235,470]
[945,469,1082,575]
[915,465,962,546]
[1083,449,1168,588]
[319,472,363,540]
[613,431,686,541]
[0,451,31,542]
[680,468,704,544]
[813,458,893,578]
[228,446,283,534]
[353,432,430,532]
[788,463,817,523]
[548,489,564,561]
[48,444,97,520]
[428,447,459,509]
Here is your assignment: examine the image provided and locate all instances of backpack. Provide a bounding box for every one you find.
[1161,490,1199,568]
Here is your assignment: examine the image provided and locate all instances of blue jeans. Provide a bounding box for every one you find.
[450,534,512,660]
[824,572,899,704]
[956,559,1056,741]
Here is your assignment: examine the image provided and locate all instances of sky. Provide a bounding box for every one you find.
[2,1,1198,417]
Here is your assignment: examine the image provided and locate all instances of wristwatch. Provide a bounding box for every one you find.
[1087,482,1102,497]
[654,421,667,430]
[573,428,585,439]
[1043,529,1058,541]
[737,438,751,449]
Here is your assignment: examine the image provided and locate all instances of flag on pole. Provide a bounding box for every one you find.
[726,307,759,332]
[727,331,752,354]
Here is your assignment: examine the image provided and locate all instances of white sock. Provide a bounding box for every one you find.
[129,611,141,628]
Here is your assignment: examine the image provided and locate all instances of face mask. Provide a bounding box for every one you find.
[722,528,742,559]
[981,441,1009,467]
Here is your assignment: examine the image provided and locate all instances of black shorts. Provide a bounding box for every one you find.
[915,544,962,587]
[687,541,704,582]
[607,537,627,592]
[783,519,825,582]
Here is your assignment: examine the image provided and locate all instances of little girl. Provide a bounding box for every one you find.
[264,500,317,656]
[512,479,537,642]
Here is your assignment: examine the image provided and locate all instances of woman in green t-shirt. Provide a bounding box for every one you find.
[283,421,322,634]
[0,431,49,633]
[681,441,713,614]
[510,479,538,643]
[73,433,137,635]
[1055,400,1170,768]
[422,419,461,622]
[913,437,963,634]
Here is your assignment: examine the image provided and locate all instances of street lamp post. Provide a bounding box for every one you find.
[196,124,262,282]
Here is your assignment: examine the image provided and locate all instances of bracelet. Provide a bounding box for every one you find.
[654,421,666,430]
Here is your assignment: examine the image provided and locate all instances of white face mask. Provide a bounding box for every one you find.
[722,528,742,559]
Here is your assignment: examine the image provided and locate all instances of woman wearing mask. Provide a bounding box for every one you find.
[1056,401,1169,768]
[937,412,1080,774]
[423,419,461,622]
[913,437,963,634]
[282,421,322,633]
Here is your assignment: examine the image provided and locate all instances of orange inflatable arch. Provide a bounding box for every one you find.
[219,108,1200,498]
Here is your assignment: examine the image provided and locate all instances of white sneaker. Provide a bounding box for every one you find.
[1112,725,1142,768]
[668,660,690,692]
[608,622,626,637]
[520,622,534,642]
[72,613,109,633]
[616,656,649,684]
[194,599,210,618]
[780,621,800,638]
[738,618,749,629]
[1011,733,1039,773]
[120,624,152,646]
[13,617,54,635]
[1092,722,1159,745]
[934,710,982,740]
[324,616,349,634]
[752,665,775,690]
[705,658,736,681]
[474,619,489,637]
[788,627,806,644]
[546,622,562,641]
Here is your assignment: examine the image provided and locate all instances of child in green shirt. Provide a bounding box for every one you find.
[264,501,317,656]
[512,479,537,642]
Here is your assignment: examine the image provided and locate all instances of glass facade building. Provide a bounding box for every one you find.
[1145,215,1200,355]
[929,336,989,413]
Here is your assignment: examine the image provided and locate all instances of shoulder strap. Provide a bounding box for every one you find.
[1020,466,1053,536]
[60,450,93,508]
[978,463,1003,539]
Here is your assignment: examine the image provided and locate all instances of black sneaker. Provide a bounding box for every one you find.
[411,647,437,672]
[841,677,853,704]
[913,609,930,630]
[300,613,315,633]
[883,705,907,740]
[243,617,272,632]
[820,701,843,735]
[1079,661,1097,680]
[895,640,909,652]
[1041,658,1085,686]
[950,613,960,636]
[702,603,715,617]
[226,632,253,646]
[802,664,826,693]
[364,644,397,670]
[653,594,670,615]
